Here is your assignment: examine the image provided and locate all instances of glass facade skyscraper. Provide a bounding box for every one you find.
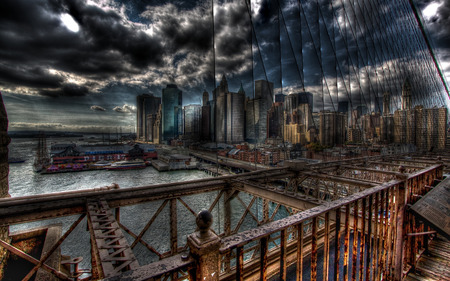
[162,84,182,141]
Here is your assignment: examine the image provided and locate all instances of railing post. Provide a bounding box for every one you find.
[394,166,408,281]
[188,210,221,281]
[223,186,232,273]
[170,198,178,255]
[436,156,444,179]
[0,92,10,278]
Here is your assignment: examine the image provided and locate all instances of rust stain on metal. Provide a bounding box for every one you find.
[170,198,178,255]
[333,208,341,281]
[311,217,317,281]
[260,237,268,281]
[358,197,366,281]
[323,212,330,281]
[297,222,304,281]
[351,201,358,281]
[343,204,350,281]
[236,246,244,281]
[280,229,287,280]
[365,194,373,281]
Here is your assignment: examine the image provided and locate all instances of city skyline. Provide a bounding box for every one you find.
[0,0,449,133]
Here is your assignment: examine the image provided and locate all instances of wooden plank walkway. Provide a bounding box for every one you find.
[405,236,450,281]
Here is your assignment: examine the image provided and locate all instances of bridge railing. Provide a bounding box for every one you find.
[0,161,442,280]
[176,163,440,281]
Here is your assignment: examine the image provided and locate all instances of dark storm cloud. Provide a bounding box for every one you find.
[255,0,279,25]
[141,2,214,56]
[415,1,450,57]
[0,0,165,97]
[0,65,63,89]
[40,83,89,97]
[63,0,164,68]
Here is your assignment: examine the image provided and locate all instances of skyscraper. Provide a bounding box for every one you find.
[214,75,245,143]
[319,111,346,146]
[201,90,211,141]
[282,92,314,145]
[402,78,412,111]
[162,84,182,141]
[267,102,283,139]
[298,92,313,111]
[202,90,209,106]
[383,92,390,116]
[245,80,274,143]
[394,106,447,151]
[136,94,161,142]
[183,104,202,139]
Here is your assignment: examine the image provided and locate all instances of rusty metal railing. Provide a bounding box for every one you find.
[209,164,440,280]
[0,160,443,280]
[107,163,441,280]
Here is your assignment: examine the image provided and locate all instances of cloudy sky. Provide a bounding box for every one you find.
[0,0,449,133]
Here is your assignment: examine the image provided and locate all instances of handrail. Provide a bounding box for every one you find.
[219,179,400,253]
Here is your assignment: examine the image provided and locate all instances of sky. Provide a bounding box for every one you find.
[0,0,449,133]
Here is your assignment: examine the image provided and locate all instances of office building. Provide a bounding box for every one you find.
[201,90,211,141]
[136,94,161,142]
[245,80,274,143]
[162,84,182,141]
[402,78,412,111]
[214,75,245,143]
[319,111,346,146]
[393,105,447,151]
[383,92,390,116]
[267,102,283,139]
[183,104,202,140]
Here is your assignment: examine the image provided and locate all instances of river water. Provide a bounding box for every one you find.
[7,137,280,270]
[7,137,219,268]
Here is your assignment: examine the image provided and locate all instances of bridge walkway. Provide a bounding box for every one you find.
[405,235,450,281]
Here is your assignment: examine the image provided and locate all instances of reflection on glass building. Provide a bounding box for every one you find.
[162,84,182,141]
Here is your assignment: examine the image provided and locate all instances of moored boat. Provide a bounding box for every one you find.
[106,159,146,170]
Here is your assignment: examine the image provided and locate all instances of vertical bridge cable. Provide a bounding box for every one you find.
[407,0,450,99]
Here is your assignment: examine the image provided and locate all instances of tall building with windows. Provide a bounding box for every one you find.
[152,105,162,144]
[383,92,391,116]
[393,105,447,151]
[402,78,412,111]
[201,90,211,141]
[214,75,245,143]
[183,104,202,140]
[319,111,346,146]
[267,102,284,139]
[282,93,314,145]
[245,80,274,143]
[162,84,182,141]
[136,94,161,142]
